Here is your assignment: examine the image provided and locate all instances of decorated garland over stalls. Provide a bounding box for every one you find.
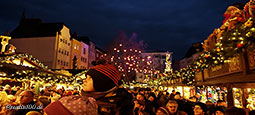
[0,53,48,69]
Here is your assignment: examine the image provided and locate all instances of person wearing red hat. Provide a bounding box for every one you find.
[44,59,133,115]
[80,59,133,115]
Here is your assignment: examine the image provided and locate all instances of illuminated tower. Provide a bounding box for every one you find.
[0,35,11,53]
[165,52,173,73]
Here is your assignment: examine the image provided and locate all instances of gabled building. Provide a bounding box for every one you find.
[179,42,203,69]
[95,46,106,60]
[75,36,96,68]
[80,41,89,69]
[10,17,72,69]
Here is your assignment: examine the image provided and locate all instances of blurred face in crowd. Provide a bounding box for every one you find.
[215,110,224,115]
[82,75,95,92]
[19,91,34,105]
[217,102,227,108]
[136,94,144,101]
[166,102,178,114]
[193,105,204,115]
[148,96,155,102]
[189,97,197,102]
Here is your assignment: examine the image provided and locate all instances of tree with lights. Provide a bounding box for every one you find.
[104,31,154,82]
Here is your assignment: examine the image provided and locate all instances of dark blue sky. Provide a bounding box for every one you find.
[0,0,248,59]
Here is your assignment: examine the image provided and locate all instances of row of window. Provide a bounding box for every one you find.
[80,66,87,69]
[81,57,87,63]
[60,38,71,46]
[58,59,69,67]
[59,48,69,56]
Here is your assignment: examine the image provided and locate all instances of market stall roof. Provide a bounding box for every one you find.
[0,53,70,77]
[0,53,47,69]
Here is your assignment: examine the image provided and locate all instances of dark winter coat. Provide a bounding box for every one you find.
[82,87,134,115]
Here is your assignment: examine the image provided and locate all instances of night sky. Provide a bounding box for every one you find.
[0,0,248,59]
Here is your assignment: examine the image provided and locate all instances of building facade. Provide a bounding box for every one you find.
[70,38,81,69]
[10,18,72,69]
[141,51,173,73]
[80,42,89,69]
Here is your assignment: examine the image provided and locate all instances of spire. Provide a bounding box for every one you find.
[20,8,26,24]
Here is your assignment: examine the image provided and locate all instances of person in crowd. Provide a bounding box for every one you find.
[49,90,61,103]
[159,91,170,107]
[216,100,227,108]
[189,96,198,103]
[170,90,176,99]
[148,93,160,113]
[136,93,145,101]
[206,101,215,115]
[40,87,51,96]
[0,89,9,114]
[154,89,160,98]
[133,99,150,115]
[14,86,22,96]
[166,99,187,115]
[156,106,170,115]
[174,92,186,112]
[6,90,43,115]
[44,59,133,115]
[64,89,73,96]
[193,102,207,115]
[72,87,79,95]
[135,93,155,114]
[224,107,246,115]
[213,106,225,115]
[183,97,197,115]
[38,96,51,109]
[4,85,12,95]
[26,111,42,115]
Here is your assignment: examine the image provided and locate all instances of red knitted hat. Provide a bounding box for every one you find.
[86,63,121,92]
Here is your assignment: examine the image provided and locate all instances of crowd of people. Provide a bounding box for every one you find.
[0,60,254,115]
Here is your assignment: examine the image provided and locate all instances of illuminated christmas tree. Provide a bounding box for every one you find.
[104,31,154,82]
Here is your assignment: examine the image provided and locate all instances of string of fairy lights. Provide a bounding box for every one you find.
[103,43,159,79]
[0,53,48,69]
[0,53,84,86]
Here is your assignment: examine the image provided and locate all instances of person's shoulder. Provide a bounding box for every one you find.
[179,110,188,115]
